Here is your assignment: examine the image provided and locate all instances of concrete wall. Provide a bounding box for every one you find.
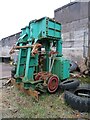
[0,32,20,47]
[0,32,20,57]
[54,2,89,68]
[62,18,88,61]
[54,2,88,24]
[88,2,90,67]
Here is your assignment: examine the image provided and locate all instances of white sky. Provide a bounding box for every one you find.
[0,0,75,40]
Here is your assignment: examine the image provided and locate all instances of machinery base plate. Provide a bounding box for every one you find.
[11,78,40,101]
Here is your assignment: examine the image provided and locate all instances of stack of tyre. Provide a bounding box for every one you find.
[60,79,90,112]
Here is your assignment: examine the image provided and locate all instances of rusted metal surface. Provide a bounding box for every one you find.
[31,43,42,56]
[9,43,42,55]
[9,45,33,55]
[47,75,59,93]
[11,78,40,101]
[35,72,59,93]
[49,51,58,56]
[35,72,53,89]
[35,72,52,81]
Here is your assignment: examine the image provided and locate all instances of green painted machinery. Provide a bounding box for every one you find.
[11,17,70,95]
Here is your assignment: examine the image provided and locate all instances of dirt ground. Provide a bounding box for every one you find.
[1,82,90,119]
[0,63,90,119]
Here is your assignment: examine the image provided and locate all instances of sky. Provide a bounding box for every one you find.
[0,0,75,40]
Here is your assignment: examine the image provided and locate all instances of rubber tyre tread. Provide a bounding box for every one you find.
[64,90,90,112]
[77,84,90,90]
[60,79,80,90]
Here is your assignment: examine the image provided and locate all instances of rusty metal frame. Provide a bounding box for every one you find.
[11,78,40,101]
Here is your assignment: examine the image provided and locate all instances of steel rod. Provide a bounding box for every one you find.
[13,45,34,49]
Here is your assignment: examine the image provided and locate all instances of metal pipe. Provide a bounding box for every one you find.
[14,45,34,49]
[9,45,33,55]
[9,44,42,55]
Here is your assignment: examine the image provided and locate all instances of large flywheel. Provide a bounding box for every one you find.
[47,75,59,93]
